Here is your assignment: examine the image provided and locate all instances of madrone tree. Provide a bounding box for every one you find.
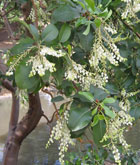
[0,0,140,164]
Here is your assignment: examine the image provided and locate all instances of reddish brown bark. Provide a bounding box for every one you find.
[2,93,42,165]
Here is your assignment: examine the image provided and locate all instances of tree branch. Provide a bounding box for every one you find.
[42,88,59,117]
[1,80,15,93]
[113,10,140,39]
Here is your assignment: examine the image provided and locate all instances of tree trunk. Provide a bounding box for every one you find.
[2,93,42,165]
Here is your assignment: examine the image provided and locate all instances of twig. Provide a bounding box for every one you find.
[42,88,59,116]
[113,10,140,39]
[72,81,79,92]
[0,7,15,17]
[42,110,57,123]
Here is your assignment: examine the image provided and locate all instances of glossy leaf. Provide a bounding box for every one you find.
[83,22,91,35]
[41,24,58,42]
[103,98,115,104]
[52,4,80,22]
[59,24,71,43]
[94,18,101,28]
[85,0,95,12]
[29,24,39,40]
[51,96,64,102]
[90,85,109,101]
[15,58,40,90]
[92,107,97,116]
[92,120,106,147]
[68,106,92,132]
[78,91,94,102]
[10,37,34,55]
[91,115,99,127]
[103,105,116,118]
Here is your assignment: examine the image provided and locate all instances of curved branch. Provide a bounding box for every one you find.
[2,93,42,165]
[1,80,15,93]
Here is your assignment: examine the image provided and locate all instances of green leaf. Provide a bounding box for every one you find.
[136,56,140,69]
[73,0,86,9]
[130,106,140,120]
[52,67,65,86]
[51,96,64,102]
[41,70,50,84]
[52,4,80,23]
[83,22,91,35]
[98,8,108,17]
[105,83,119,95]
[15,58,40,90]
[98,114,105,120]
[75,17,87,28]
[92,120,106,147]
[41,24,58,42]
[85,0,95,12]
[103,98,115,104]
[91,115,99,127]
[10,37,34,55]
[68,106,92,132]
[90,85,109,101]
[59,24,71,43]
[76,91,94,102]
[92,107,97,116]
[105,9,112,20]
[94,18,101,28]
[29,24,39,40]
[78,30,94,52]
[103,106,116,118]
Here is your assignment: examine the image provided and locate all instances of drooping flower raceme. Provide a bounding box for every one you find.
[27,47,64,77]
[46,110,75,165]
[102,89,137,164]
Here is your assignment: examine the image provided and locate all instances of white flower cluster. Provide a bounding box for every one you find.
[27,55,56,77]
[26,46,64,77]
[133,1,140,13]
[119,89,140,112]
[89,28,125,83]
[65,61,107,90]
[6,46,35,76]
[121,0,140,19]
[65,62,92,89]
[102,89,136,164]
[103,109,133,164]
[46,111,75,165]
[119,100,130,112]
[28,8,36,21]
[119,134,130,150]
[104,24,117,35]
[111,145,121,164]
[40,47,64,57]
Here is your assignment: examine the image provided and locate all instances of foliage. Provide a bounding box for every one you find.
[65,144,140,165]
[0,0,140,164]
